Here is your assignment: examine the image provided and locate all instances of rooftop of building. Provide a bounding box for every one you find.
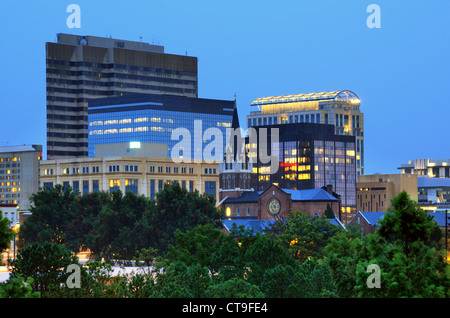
[250,90,360,106]
[88,93,236,116]
[55,33,164,53]
[222,216,345,234]
[418,176,450,188]
[224,188,339,204]
[0,145,42,154]
[351,211,448,227]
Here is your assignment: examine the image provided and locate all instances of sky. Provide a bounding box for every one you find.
[0,0,449,175]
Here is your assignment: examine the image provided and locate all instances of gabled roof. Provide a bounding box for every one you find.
[224,187,339,204]
[351,211,449,227]
[352,211,387,226]
[281,188,339,201]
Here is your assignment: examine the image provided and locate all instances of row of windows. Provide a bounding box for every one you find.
[42,179,216,199]
[47,60,198,78]
[0,157,21,162]
[43,165,218,176]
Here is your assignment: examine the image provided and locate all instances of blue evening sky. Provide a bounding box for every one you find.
[0,0,448,174]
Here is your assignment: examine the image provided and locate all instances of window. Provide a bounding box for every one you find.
[189,167,194,174]
[83,180,89,195]
[150,179,155,200]
[189,180,194,192]
[73,181,80,194]
[109,179,120,192]
[92,180,99,192]
[166,167,171,173]
[246,207,250,216]
[150,166,155,173]
[125,179,138,194]
[236,207,240,216]
[205,181,216,198]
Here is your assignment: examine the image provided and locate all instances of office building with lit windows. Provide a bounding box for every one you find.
[88,93,235,159]
[250,123,357,223]
[46,33,198,159]
[39,152,220,200]
[0,145,42,211]
[247,90,364,175]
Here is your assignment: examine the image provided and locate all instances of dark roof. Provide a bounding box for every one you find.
[224,188,338,204]
[88,93,235,116]
[224,191,259,203]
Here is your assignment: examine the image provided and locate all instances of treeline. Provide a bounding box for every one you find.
[0,185,449,298]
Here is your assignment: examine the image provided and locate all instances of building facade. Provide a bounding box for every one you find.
[249,123,356,223]
[88,94,235,159]
[39,156,220,200]
[0,145,42,211]
[357,173,418,212]
[247,90,364,175]
[398,159,450,178]
[219,184,341,220]
[46,33,198,159]
[417,176,450,204]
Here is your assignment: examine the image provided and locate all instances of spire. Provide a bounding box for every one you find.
[231,93,240,130]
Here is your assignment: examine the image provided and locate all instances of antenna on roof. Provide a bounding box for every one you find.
[139,36,143,42]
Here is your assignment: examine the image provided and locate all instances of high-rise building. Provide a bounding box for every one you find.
[249,123,357,223]
[0,145,42,211]
[46,33,198,159]
[247,90,364,175]
[87,93,235,160]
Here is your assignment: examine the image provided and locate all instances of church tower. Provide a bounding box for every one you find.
[219,95,254,200]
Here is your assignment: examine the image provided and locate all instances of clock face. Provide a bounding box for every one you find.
[268,199,281,216]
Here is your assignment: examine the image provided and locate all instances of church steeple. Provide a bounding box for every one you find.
[231,93,240,130]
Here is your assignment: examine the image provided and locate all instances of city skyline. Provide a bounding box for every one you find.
[0,1,449,175]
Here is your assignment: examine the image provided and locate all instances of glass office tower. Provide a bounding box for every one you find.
[250,123,356,223]
[88,94,235,160]
[46,33,198,159]
[247,90,364,175]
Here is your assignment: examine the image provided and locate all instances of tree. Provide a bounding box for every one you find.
[166,224,244,280]
[145,182,224,255]
[243,234,295,287]
[324,204,335,219]
[324,230,364,297]
[0,211,14,254]
[271,210,342,263]
[353,192,450,298]
[205,278,264,298]
[19,185,78,246]
[9,242,79,297]
[0,275,40,298]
